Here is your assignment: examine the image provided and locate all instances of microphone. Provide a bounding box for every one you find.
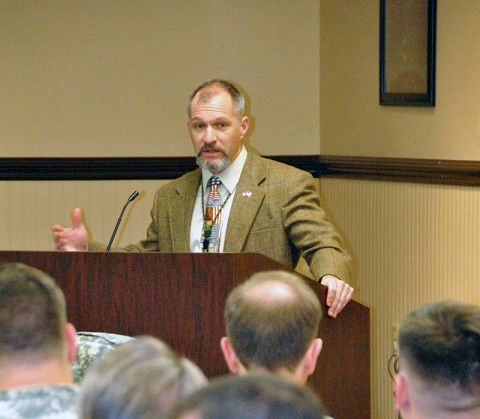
[106,190,140,252]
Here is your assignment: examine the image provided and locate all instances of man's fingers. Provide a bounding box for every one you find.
[326,283,354,318]
[327,287,343,318]
[344,287,354,301]
[71,208,83,229]
[52,209,88,251]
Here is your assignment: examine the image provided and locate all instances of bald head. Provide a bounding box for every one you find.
[248,280,297,304]
[223,270,322,372]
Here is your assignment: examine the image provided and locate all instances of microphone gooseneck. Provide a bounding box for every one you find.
[106,190,139,252]
[128,190,140,202]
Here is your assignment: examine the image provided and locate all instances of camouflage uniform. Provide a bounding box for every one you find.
[72,331,134,384]
[0,385,78,419]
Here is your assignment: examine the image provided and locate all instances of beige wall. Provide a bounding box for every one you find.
[0,0,320,157]
[3,0,479,157]
[320,0,480,159]
[0,180,165,250]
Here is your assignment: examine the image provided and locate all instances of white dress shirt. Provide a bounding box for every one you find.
[190,147,248,252]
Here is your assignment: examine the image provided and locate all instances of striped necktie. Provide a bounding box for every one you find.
[203,176,222,252]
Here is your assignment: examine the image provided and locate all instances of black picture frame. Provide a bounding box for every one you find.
[380,0,436,106]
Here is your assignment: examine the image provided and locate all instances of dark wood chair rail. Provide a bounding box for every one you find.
[2,155,480,186]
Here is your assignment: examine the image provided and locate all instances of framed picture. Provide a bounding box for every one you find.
[379,0,436,106]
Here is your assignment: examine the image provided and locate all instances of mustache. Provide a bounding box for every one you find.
[198,144,226,155]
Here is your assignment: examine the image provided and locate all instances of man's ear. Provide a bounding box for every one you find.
[303,338,323,376]
[65,322,77,364]
[395,372,410,413]
[240,116,249,139]
[220,337,242,374]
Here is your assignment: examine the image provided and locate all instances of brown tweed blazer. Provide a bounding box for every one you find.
[95,152,351,282]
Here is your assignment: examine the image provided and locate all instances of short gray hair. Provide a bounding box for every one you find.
[187,79,245,118]
[78,336,207,419]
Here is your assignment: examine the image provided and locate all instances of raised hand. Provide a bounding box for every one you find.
[51,208,88,251]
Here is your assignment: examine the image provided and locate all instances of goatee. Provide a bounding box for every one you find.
[196,151,231,174]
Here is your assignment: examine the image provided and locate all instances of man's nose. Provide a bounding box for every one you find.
[204,126,216,143]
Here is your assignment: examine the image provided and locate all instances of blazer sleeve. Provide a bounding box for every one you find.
[281,169,352,282]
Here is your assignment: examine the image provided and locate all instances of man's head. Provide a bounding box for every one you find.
[0,263,76,388]
[78,336,207,419]
[169,373,328,419]
[220,270,323,385]
[395,300,480,418]
[187,79,249,174]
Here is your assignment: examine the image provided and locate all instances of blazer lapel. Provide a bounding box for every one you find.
[169,170,201,252]
[224,153,266,252]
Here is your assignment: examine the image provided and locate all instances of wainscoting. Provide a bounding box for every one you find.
[320,177,480,418]
[2,155,480,418]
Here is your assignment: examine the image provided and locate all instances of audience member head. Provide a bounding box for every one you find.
[395,300,480,418]
[78,336,208,419]
[0,262,76,389]
[169,373,328,419]
[220,270,323,385]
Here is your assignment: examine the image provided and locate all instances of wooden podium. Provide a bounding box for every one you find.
[0,251,370,419]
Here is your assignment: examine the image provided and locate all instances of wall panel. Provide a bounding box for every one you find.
[0,180,166,251]
[3,176,480,418]
[320,177,480,418]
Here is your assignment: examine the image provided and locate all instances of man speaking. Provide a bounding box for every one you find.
[52,79,353,317]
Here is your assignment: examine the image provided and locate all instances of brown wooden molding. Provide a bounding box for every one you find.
[0,156,319,180]
[319,155,480,186]
[0,157,198,181]
[1,155,480,186]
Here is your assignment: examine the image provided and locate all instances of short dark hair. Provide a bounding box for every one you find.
[398,300,480,391]
[169,373,328,419]
[0,263,67,363]
[224,270,322,371]
[187,79,245,117]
